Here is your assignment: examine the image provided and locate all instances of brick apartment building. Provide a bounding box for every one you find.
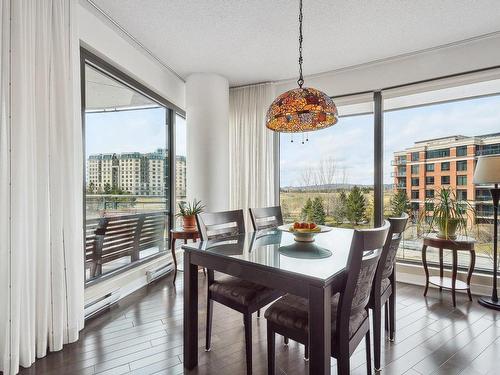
[393,132,500,221]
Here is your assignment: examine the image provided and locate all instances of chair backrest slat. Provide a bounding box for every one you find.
[337,221,390,338]
[249,206,283,231]
[196,209,246,241]
[378,213,409,283]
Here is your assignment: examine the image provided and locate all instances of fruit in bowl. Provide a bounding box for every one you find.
[289,222,321,233]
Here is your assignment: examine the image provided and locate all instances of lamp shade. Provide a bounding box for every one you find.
[473,155,500,184]
[266,87,338,132]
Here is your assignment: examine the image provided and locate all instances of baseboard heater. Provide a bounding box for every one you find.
[85,290,121,320]
[146,261,173,283]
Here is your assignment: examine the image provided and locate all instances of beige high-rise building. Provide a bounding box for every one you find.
[87,149,168,196]
[176,155,186,199]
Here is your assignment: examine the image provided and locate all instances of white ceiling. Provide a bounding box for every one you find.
[91,0,500,87]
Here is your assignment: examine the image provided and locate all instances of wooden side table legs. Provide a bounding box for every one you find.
[171,237,178,284]
[438,248,444,292]
[422,245,429,296]
[451,250,458,308]
[466,250,476,301]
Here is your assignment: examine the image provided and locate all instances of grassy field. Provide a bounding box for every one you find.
[280,189,496,272]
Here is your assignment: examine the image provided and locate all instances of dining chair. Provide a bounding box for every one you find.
[249,206,283,231]
[248,206,291,347]
[196,209,283,375]
[369,213,409,371]
[265,221,390,375]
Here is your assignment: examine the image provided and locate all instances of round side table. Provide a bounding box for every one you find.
[170,228,199,284]
[421,234,475,307]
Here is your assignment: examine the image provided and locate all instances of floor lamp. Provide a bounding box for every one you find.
[474,155,500,310]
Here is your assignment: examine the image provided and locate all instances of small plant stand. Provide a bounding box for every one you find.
[421,234,476,307]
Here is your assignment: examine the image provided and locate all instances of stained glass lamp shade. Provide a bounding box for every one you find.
[266,87,338,132]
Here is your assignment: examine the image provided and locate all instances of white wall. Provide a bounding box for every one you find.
[274,33,500,97]
[78,0,185,109]
[186,73,230,211]
[77,1,186,303]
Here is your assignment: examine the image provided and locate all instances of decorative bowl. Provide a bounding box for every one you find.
[277,224,332,242]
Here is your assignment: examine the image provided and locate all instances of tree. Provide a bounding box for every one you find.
[300,169,314,190]
[87,182,95,194]
[301,198,313,221]
[103,183,112,194]
[330,191,347,225]
[310,197,326,225]
[390,189,410,217]
[346,186,367,225]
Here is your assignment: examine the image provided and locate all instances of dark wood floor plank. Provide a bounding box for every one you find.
[18,276,500,375]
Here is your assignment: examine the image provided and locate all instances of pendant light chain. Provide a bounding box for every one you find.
[297,0,304,88]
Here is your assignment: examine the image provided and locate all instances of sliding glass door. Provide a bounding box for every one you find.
[81,49,179,282]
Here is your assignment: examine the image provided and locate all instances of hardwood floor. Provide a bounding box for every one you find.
[19,273,499,375]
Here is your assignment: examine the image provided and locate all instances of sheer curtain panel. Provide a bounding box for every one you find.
[0,1,84,374]
[229,83,277,224]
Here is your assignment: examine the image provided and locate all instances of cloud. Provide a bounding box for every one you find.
[281,95,500,186]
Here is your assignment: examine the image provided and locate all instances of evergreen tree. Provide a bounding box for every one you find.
[300,198,313,221]
[390,189,410,217]
[346,186,367,225]
[311,197,326,225]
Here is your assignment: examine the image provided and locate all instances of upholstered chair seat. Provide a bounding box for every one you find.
[209,276,279,306]
[265,293,368,339]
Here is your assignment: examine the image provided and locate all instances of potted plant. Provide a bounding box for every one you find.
[176,199,205,230]
[419,188,474,239]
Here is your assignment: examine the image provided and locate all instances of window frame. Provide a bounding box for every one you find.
[441,161,450,171]
[80,48,184,286]
[456,160,468,171]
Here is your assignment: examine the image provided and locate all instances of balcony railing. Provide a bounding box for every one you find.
[85,210,168,281]
[391,171,407,177]
[391,158,407,166]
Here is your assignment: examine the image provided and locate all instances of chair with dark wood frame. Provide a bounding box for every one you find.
[249,206,284,231]
[249,206,292,347]
[369,213,408,371]
[196,209,283,375]
[265,221,390,375]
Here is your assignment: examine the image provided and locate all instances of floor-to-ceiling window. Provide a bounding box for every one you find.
[278,72,500,276]
[280,100,374,229]
[82,49,178,282]
[383,79,500,273]
[174,113,187,226]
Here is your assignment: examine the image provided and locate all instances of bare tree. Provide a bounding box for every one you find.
[300,168,314,189]
[316,157,337,189]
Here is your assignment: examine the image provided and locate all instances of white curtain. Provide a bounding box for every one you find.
[0,1,84,374]
[229,83,277,224]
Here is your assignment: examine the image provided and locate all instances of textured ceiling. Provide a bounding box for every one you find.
[90,0,500,86]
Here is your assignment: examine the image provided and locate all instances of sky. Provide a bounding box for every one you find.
[85,108,187,158]
[86,95,500,187]
[280,95,500,187]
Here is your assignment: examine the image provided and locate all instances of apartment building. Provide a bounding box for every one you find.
[87,150,187,197]
[393,132,500,220]
[176,155,187,198]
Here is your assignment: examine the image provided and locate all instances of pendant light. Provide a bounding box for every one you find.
[266,0,338,133]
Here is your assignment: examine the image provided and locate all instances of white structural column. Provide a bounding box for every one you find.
[186,74,230,211]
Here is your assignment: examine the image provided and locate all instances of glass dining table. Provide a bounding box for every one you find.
[182,226,355,375]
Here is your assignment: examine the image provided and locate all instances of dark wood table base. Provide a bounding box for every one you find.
[421,235,475,307]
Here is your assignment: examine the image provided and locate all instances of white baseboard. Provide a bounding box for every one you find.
[85,253,174,305]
